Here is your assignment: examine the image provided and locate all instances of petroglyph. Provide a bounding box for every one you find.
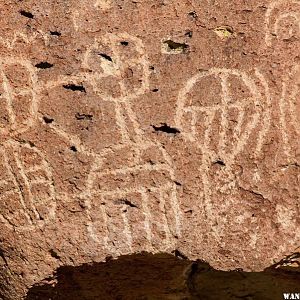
[40,33,182,254]
[0,32,38,49]
[0,51,56,230]
[0,141,56,230]
[278,64,300,159]
[176,68,265,162]
[81,33,181,253]
[175,68,271,244]
[265,0,300,46]
[82,32,150,103]
[0,57,38,139]
[84,150,181,254]
[264,0,300,165]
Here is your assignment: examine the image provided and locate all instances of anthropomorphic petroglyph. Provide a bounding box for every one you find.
[175,68,275,247]
[83,33,182,254]
[0,55,56,231]
[40,32,182,254]
[172,0,300,250]
[264,0,300,162]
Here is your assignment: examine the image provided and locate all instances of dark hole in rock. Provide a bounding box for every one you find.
[188,11,198,20]
[120,41,129,46]
[75,113,93,121]
[163,40,189,53]
[185,31,193,38]
[43,116,54,124]
[152,88,159,92]
[28,141,35,147]
[99,53,113,62]
[114,198,138,208]
[213,160,226,166]
[25,253,300,300]
[35,62,54,69]
[174,181,182,186]
[152,123,181,135]
[20,10,34,19]
[49,249,60,260]
[63,84,86,93]
[172,249,188,260]
[70,146,77,152]
[50,31,61,36]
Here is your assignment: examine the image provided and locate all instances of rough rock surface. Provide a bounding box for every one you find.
[0,0,299,298]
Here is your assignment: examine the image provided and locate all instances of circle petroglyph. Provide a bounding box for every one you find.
[175,68,263,162]
[265,0,300,46]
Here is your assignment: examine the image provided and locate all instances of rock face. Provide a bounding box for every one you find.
[0,0,299,298]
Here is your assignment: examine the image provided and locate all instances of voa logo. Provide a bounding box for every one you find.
[283,294,300,299]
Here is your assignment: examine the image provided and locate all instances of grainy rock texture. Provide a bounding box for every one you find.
[0,0,299,299]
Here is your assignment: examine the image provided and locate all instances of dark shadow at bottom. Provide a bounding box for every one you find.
[26,252,300,300]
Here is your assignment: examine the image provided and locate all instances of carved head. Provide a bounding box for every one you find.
[265,0,300,47]
[175,68,262,163]
[82,33,150,103]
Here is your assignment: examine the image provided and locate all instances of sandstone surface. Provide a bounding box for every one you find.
[0,0,299,299]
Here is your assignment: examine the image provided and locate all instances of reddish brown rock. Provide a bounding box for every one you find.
[0,0,299,299]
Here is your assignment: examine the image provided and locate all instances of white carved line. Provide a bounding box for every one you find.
[0,57,38,136]
[183,101,250,113]
[175,68,267,245]
[114,102,131,143]
[121,208,133,252]
[0,146,33,225]
[274,12,300,38]
[219,72,231,155]
[254,68,272,154]
[140,191,154,251]
[44,120,96,157]
[0,140,57,230]
[0,68,15,126]
[11,146,42,221]
[265,0,300,46]
[86,199,110,250]
[91,163,171,177]
[279,76,292,158]
[230,72,261,162]
[157,188,174,248]
[0,32,39,49]
[89,183,175,199]
[25,165,45,174]
[287,65,300,135]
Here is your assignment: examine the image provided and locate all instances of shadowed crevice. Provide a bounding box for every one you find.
[25,252,300,300]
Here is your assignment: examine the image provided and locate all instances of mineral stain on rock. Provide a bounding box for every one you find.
[213,26,235,39]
